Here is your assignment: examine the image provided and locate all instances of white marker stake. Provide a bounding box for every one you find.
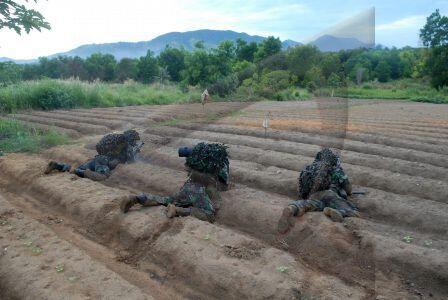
[262,113,270,138]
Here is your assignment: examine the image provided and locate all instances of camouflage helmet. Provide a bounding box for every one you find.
[123,130,140,146]
[315,148,339,167]
[186,142,229,176]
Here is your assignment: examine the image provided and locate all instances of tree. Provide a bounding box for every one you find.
[158,46,185,82]
[286,45,321,83]
[320,53,341,79]
[327,73,342,97]
[426,45,448,88]
[85,53,117,81]
[255,36,282,62]
[137,50,158,84]
[0,61,21,85]
[235,39,258,62]
[420,9,448,47]
[374,60,391,82]
[0,0,50,34]
[116,58,138,82]
[420,10,448,88]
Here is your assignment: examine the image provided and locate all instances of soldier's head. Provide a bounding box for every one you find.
[123,130,140,146]
[185,142,229,184]
[315,148,339,166]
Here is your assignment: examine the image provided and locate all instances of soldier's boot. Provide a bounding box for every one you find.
[44,161,71,174]
[120,195,139,213]
[166,205,191,218]
[120,194,159,213]
[278,205,300,234]
[323,207,344,222]
[83,169,108,182]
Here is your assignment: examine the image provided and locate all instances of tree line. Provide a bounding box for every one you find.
[1,10,446,98]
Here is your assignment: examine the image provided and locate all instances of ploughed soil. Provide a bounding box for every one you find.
[1,98,447,299]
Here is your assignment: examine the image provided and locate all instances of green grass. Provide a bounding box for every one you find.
[0,79,202,113]
[0,119,69,154]
[331,79,448,104]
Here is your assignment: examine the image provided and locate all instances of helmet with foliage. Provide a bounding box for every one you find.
[186,142,229,176]
[123,129,140,146]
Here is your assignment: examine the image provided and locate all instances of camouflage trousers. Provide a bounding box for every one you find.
[290,190,358,218]
[138,181,218,222]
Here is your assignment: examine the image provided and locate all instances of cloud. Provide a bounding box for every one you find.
[377,15,426,31]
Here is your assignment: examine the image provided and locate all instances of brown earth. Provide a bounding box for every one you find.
[1,99,447,299]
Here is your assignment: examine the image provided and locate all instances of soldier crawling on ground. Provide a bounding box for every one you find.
[278,148,360,234]
[44,129,144,181]
[120,142,230,222]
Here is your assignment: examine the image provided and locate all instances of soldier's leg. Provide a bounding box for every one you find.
[319,190,360,222]
[278,199,323,234]
[120,193,173,213]
[44,161,71,174]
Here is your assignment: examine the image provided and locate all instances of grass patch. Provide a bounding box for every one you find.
[0,79,202,113]
[0,119,69,154]
[330,79,448,104]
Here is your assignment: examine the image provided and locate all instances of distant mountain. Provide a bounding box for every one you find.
[2,30,301,64]
[310,34,372,52]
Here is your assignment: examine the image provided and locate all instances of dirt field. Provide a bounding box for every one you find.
[1,98,447,299]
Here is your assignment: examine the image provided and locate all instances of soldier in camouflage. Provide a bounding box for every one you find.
[44,130,143,181]
[121,142,230,222]
[278,148,359,234]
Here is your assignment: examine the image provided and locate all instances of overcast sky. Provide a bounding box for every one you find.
[1,0,447,59]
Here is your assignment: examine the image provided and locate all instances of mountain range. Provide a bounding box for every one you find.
[0,29,370,64]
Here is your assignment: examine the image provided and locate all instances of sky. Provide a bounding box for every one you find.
[1,0,448,59]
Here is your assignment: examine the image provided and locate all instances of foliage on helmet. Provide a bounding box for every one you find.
[186,142,229,175]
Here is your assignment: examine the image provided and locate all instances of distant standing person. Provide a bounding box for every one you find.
[201,89,210,108]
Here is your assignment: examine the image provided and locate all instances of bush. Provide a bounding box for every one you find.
[274,88,311,101]
[208,74,239,97]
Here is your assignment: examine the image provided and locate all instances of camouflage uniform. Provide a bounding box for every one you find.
[121,143,229,223]
[133,171,223,222]
[278,148,358,233]
[45,130,142,181]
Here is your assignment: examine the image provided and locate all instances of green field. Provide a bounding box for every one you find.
[333,80,448,104]
[0,79,202,113]
[0,119,69,154]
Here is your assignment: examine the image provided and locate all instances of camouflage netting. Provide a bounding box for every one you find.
[298,148,343,199]
[186,142,229,175]
[96,130,140,158]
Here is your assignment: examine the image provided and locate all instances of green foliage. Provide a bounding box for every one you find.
[304,66,325,88]
[286,45,321,83]
[375,60,392,82]
[0,62,22,86]
[333,79,448,103]
[208,74,239,97]
[186,143,229,175]
[0,79,201,113]
[85,53,117,81]
[420,9,448,47]
[427,45,448,89]
[255,36,282,62]
[0,119,69,154]
[260,70,291,92]
[0,0,50,34]
[137,50,158,83]
[327,73,342,88]
[158,46,186,82]
[116,58,138,82]
[236,39,258,62]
